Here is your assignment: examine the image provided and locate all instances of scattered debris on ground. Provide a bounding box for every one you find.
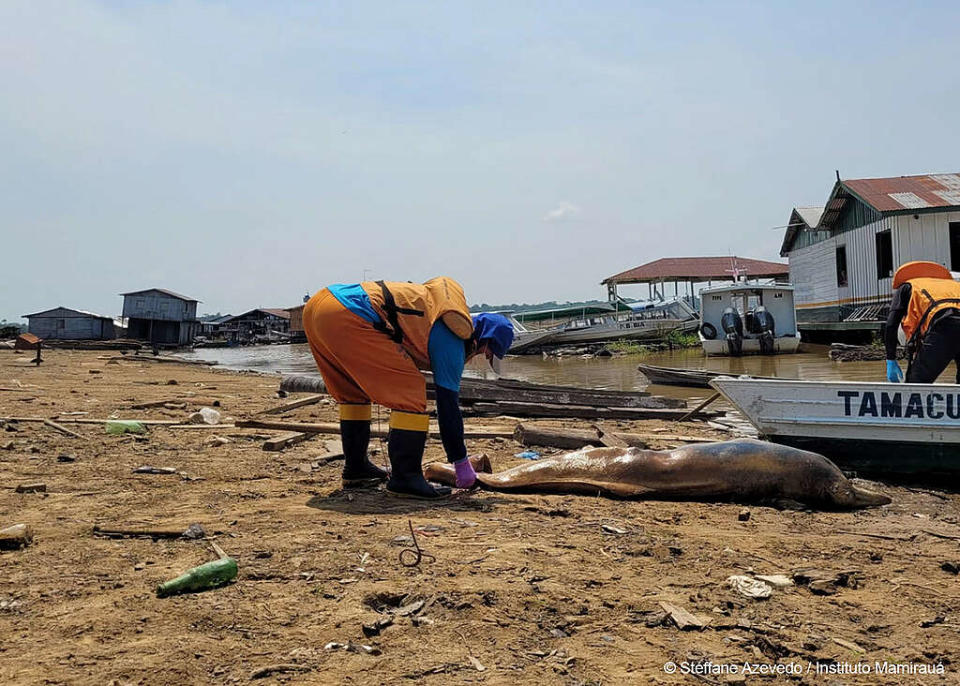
[0,350,958,684]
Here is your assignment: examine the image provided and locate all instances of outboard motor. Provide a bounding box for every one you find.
[721,307,743,357]
[753,306,776,355]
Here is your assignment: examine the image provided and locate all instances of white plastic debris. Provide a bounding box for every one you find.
[726,575,773,599]
[198,407,221,425]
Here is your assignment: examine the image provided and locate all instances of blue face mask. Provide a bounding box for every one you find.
[471,313,515,358]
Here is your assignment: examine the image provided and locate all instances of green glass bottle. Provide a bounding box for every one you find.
[156,557,238,597]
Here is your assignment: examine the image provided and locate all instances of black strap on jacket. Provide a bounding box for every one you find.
[906,288,960,367]
[371,280,424,344]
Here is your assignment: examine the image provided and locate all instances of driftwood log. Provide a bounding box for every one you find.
[258,395,324,415]
[0,523,34,550]
[236,419,515,439]
[279,376,327,394]
[129,398,221,410]
[279,374,685,410]
[122,355,218,366]
[262,431,316,452]
[42,419,86,439]
[92,524,206,540]
[513,423,715,449]
[471,401,709,421]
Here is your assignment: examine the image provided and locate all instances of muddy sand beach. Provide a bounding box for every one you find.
[1,350,958,685]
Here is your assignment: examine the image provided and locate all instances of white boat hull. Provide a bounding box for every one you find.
[553,319,698,345]
[509,328,557,353]
[700,335,801,356]
[710,377,960,474]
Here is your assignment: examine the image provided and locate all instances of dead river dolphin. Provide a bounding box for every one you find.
[424,439,890,509]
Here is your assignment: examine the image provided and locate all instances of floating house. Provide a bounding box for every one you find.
[781,173,960,338]
[197,314,232,337]
[121,288,200,346]
[218,308,291,344]
[22,307,116,340]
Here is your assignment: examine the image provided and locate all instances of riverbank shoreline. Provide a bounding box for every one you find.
[1,349,958,685]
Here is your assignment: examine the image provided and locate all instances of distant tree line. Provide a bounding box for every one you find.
[469,298,636,313]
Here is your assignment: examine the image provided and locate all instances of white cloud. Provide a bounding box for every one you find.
[542,201,581,223]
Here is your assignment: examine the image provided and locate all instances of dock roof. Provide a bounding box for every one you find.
[602,256,789,285]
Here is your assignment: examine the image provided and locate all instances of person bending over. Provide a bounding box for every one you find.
[303,277,514,499]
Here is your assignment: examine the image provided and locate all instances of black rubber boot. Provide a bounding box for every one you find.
[385,428,451,500]
[340,420,388,488]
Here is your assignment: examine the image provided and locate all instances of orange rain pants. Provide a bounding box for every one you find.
[303,289,427,415]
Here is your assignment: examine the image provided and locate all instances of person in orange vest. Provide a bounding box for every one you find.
[302,277,514,499]
[885,261,960,383]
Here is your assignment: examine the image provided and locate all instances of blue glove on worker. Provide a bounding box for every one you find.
[886,360,904,383]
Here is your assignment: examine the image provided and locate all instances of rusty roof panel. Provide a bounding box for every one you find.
[842,173,960,212]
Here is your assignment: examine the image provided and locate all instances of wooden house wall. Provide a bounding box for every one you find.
[122,292,197,322]
[288,307,304,333]
[28,310,115,340]
[788,209,960,322]
[789,239,840,322]
[892,210,960,266]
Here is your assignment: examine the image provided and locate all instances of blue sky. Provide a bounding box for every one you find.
[3,1,960,320]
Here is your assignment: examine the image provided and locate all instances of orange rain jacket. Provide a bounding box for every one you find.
[902,276,960,344]
[302,277,473,414]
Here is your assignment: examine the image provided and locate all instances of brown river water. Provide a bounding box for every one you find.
[177,343,895,406]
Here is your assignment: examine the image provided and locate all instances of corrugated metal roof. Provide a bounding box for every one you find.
[841,173,960,213]
[22,306,112,320]
[602,256,789,285]
[120,288,200,302]
[222,308,291,322]
[260,308,291,319]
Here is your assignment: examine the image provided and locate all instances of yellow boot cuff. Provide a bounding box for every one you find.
[339,404,372,421]
[388,410,429,432]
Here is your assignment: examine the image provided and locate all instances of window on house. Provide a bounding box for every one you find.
[57,319,65,330]
[950,222,960,271]
[836,246,848,287]
[876,230,893,279]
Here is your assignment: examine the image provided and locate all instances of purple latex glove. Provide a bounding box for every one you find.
[453,457,477,489]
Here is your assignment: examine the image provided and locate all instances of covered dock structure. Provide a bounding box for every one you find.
[601,256,790,305]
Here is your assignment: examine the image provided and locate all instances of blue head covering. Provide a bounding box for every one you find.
[471,313,514,358]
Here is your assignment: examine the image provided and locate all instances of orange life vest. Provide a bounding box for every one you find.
[901,276,960,343]
[362,277,474,367]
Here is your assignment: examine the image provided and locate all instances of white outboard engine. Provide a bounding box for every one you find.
[721,307,743,356]
[753,306,776,355]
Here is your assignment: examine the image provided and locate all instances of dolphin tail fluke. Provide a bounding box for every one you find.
[422,454,493,488]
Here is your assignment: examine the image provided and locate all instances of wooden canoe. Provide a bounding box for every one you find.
[638,363,781,389]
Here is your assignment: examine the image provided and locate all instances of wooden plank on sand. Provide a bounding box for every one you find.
[258,395,324,415]
[262,432,315,452]
[236,419,515,439]
[473,401,703,421]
